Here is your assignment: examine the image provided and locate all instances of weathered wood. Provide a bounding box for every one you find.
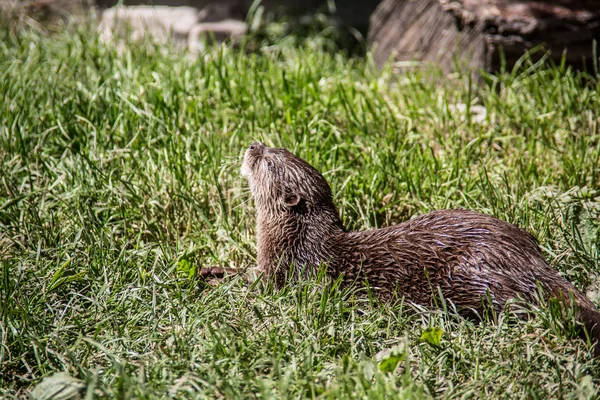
[0,0,92,27]
[368,0,600,74]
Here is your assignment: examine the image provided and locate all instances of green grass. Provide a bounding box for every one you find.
[1,22,600,399]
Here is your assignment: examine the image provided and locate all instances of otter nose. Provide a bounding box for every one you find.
[249,142,266,151]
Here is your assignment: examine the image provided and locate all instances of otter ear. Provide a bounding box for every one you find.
[283,192,301,207]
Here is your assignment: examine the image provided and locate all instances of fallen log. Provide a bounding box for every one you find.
[368,0,600,74]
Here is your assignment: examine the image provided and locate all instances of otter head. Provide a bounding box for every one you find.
[241,142,338,219]
[241,143,344,281]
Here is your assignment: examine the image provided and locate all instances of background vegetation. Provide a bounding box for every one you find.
[1,21,600,398]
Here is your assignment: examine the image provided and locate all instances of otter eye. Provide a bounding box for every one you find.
[249,142,265,151]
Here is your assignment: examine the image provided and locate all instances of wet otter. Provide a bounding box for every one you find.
[241,142,600,355]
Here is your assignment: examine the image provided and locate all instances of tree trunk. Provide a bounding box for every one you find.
[368,0,600,74]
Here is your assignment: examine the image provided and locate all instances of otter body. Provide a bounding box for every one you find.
[242,142,600,353]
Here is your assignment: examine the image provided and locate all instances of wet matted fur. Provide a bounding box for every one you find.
[242,142,600,355]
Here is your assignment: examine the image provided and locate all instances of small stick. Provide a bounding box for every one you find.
[198,267,239,280]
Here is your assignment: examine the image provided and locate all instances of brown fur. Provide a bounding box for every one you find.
[242,142,600,355]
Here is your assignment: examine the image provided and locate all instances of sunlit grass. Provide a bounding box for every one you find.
[1,22,599,398]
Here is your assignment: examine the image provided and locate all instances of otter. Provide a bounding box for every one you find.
[239,142,600,354]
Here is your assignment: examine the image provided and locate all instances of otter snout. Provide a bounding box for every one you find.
[241,142,267,178]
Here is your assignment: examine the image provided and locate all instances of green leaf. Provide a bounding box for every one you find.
[378,353,405,374]
[376,345,406,374]
[177,258,196,279]
[420,327,444,347]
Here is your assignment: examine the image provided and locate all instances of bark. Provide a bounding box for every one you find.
[368,0,600,73]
